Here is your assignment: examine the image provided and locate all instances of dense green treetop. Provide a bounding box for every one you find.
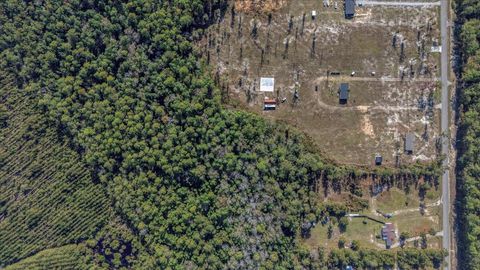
[0,0,446,269]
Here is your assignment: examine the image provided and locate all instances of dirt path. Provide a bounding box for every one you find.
[389,231,444,249]
[370,197,441,216]
[314,75,438,83]
[391,199,442,215]
[313,74,440,112]
[359,0,441,7]
[315,90,422,112]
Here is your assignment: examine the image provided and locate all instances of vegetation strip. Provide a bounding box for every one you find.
[455,0,480,269]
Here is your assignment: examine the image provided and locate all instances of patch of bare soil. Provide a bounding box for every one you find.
[361,115,375,137]
[360,110,375,137]
[234,0,287,13]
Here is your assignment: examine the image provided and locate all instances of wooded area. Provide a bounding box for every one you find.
[455,0,480,269]
[0,0,448,269]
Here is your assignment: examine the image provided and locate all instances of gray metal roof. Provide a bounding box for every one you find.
[405,133,415,152]
[339,83,349,100]
[345,0,355,17]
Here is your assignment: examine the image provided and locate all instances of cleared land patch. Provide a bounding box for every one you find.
[200,1,441,166]
[306,187,441,252]
[303,217,385,251]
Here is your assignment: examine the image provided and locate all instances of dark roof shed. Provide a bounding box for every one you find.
[405,133,415,153]
[375,155,382,166]
[339,83,349,101]
[345,0,355,18]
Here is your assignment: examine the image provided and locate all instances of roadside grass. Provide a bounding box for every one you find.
[425,186,441,203]
[392,206,440,237]
[400,235,442,250]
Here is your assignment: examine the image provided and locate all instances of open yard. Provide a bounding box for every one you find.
[309,182,442,251]
[303,203,440,252]
[392,206,441,235]
[372,187,441,238]
[374,186,441,213]
[303,217,385,251]
[375,187,422,213]
[199,0,442,166]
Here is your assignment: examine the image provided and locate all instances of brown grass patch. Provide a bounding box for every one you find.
[361,114,375,137]
[234,0,287,13]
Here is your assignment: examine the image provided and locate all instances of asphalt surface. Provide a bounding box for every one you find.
[439,0,451,269]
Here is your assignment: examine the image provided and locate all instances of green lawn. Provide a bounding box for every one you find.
[303,217,385,251]
[376,187,420,213]
[392,207,440,237]
[425,187,441,203]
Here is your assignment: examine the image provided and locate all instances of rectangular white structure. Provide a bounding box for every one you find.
[431,46,442,53]
[260,77,275,92]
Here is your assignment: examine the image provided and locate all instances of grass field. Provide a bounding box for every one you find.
[376,188,421,213]
[305,180,442,252]
[303,203,440,252]
[374,186,441,236]
[303,217,385,251]
[392,206,441,236]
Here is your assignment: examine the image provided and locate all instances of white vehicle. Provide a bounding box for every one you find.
[351,71,356,76]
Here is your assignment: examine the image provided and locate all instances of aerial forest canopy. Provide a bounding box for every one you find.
[0,1,329,268]
[0,0,445,269]
[456,0,480,269]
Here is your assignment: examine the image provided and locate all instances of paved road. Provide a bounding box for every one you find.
[440,0,451,269]
[359,0,441,6]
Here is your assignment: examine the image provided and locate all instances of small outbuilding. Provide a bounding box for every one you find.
[339,83,349,104]
[405,133,415,154]
[345,0,355,19]
[264,98,277,110]
[375,154,382,166]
